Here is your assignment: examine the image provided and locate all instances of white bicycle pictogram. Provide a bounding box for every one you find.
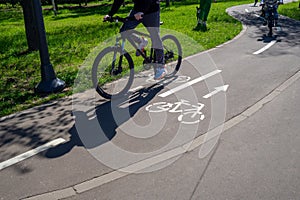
[145,99,205,124]
[146,74,191,83]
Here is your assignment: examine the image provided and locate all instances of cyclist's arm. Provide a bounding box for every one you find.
[108,0,125,17]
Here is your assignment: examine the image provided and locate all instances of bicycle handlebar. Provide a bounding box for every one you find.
[103,16,140,23]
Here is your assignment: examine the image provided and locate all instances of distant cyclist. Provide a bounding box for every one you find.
[104,0,167,80]
[260,0,283,26]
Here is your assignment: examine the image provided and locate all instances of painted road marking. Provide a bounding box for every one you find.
[0,138,66,171]
[203,85,229,99]
[129,86,144,93]
[253,40,277,55]
[158,70,222,98]
[23,70,300,200]
[254,13,265,20]
[145,99,205,124]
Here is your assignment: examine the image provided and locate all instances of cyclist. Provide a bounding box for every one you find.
[104,0,167,80]
[260,0,283,26]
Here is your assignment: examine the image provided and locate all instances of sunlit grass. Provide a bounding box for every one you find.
[2,0,297,117]
[278,1,300,20]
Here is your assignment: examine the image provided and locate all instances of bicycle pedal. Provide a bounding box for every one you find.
[112,68,122,75]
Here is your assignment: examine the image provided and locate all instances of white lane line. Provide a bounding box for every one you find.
[254,13,265,20]
[159,70,222,98]
[253,40,277,55]
[0,138,66,171]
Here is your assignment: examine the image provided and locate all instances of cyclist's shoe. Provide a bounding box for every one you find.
[154,66,167,80]
[263,20,267,26]
[274,20,278,27]
[136,37,148,56]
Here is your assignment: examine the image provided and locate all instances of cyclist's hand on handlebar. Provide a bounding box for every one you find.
[103,15,112,22]
[134,12,144,20]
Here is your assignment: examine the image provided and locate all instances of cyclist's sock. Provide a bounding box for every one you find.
[136,37,148,56]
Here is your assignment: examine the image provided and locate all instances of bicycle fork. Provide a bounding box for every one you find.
[111,37,126,75]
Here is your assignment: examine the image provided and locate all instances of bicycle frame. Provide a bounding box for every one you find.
[115,29,155,65]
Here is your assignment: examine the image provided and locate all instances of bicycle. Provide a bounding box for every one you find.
[92,16,182,99]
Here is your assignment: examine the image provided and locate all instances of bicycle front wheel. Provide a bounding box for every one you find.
[162,34,182,77]
[92,46,134,99]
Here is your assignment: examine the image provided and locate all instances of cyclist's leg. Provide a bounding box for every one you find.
[120,10,141,43]
[142,11,164,64]
[274,6,279,26]
[142,11,166,79]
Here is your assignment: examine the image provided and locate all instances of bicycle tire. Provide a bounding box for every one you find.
[161,34,182,77]
[92,46,134,99]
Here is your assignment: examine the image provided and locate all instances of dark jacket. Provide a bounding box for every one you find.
[108,0,160,16]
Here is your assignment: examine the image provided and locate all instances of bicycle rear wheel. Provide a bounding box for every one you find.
[161,34,182,77]
[92,46,134,99]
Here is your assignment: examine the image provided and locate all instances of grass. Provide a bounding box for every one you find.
[0,0,297,117]
[278,1,300,20]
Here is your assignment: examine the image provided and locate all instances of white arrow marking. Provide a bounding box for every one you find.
[159,70,222,98]
[0,138,66,171]
[203,85,229,99]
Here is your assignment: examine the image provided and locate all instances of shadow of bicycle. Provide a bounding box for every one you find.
[45,76,177,158]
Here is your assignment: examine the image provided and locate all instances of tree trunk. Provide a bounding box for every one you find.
[20,0,39,51]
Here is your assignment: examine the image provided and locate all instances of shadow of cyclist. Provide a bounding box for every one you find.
[45,77,176,158]
[75,82,166,150]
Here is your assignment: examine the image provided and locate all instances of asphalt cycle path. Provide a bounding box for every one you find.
[0,2,299,199]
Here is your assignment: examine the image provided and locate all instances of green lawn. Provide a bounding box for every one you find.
[0,0,298,117]
[278,1,300,20]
